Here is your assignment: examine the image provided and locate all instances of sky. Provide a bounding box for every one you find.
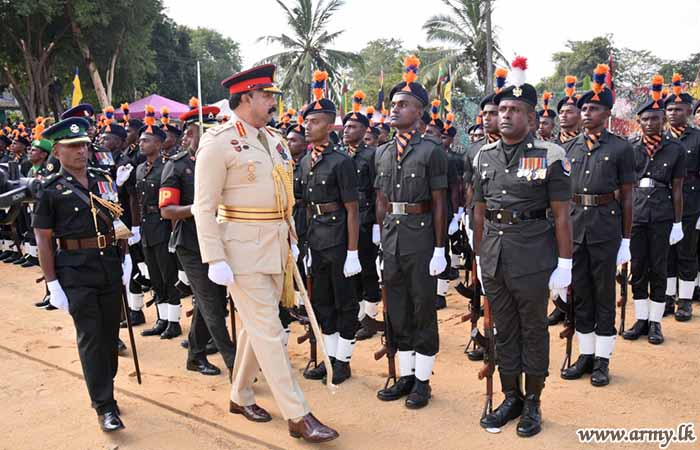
[164,0,700,83]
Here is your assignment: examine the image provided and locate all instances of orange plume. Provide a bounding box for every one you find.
[189,97,199,109]
[160,106,170,128]
[352,90,366,113]
[144,105,156,132]
[564,75,577,99]
[33,117,45,140]
[312,70,328,101]
[403,55,420,84]
[287,108,296,116]
[672,73,683,98]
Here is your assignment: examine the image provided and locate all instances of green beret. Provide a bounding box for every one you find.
[31,139,53,154]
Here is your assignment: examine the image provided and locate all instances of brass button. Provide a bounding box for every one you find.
[505,169,510,173]
[396,220,400,224]
[611,210,615,215]
[583,188,588,192]
[585,170,590,174]
[396,184,401,188]
[411,173,416,178]
[74,207,79,212]
[584,206,588,211]
[496,213,502,219]
[501,190,506,194]
[498,231,504,235]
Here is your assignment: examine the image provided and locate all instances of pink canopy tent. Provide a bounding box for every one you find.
[113,94,190,120]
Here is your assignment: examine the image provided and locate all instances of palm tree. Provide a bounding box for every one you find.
[422,0,506,95]
[256,0,362,107]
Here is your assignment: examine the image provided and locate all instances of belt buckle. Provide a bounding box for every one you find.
[639,178,653,188]
[582,194,595,207]
[391,202,407,215]
[97,234,107,249]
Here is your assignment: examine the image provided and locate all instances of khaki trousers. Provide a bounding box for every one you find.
[229,273,310,420]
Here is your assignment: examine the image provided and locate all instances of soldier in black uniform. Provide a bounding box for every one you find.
[159,107,181,159]
[136,114,182,339]
[559,68,635,387]
[555,75,582,146]
[663,75,700,321]
[363,107,381,148]
[374,56,448,409]
[472,57,572,437]
[297,71,361,385]
[0,128,10,162]
[159,103,237,376]
[536,92,556,141]
[3,128,33,265]
[33,117,126,431]
[340,91,382,340]
[623,76,686,345]
[443,115,465,279]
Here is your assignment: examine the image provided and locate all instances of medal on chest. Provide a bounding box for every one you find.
[94,151,115,166]
[97,180,119,202]
[517,157,548,181]
[247,160,256,182]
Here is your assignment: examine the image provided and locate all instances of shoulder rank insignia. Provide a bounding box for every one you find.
[276,142,289,160]
[235,121,247,138]
[517,157,548,181]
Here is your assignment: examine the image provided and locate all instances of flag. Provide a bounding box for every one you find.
[443,71,453,113]
[606,50,616,102]
[71,67,83,107]
[436,64,446,98]
[341,79,349,116]
[376,68,385,111]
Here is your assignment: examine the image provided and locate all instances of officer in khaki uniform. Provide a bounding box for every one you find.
[192,64,338,444]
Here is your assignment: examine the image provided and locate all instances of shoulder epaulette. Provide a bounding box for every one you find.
[423,134,442,145]
[207,120,235,136]
[170,150,188,161]
[480,141,499,152]
[534,139,566,163]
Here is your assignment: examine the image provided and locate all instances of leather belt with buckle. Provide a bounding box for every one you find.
[308,202,342,216]
[572,192,615,207]
[388,201,432,215]
[485,208,547,224]
[58,233,116,250]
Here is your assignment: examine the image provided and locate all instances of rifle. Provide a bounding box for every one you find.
[373,250,396,389]
[616,263,628,335]
[555,286,575,372]
[457,254,483,360]
[298,249,318,374]
[120,285,142,384]
[473,297,495,421]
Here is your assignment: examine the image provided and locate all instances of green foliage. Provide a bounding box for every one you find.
[189,28,242,102]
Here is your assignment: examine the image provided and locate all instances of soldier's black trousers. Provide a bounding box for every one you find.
[482,265,550,377]
[142,242,180,306]
[310,245,360,340]
[631,220,672,303]
[572,238,619,336]
[383,249,439,356]
[177,246,236,369]
[66,281,122,415]
[356,223,380,303]
[667,214,699,282]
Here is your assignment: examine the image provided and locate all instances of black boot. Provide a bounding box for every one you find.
[622,320,649,340]
[435,295,447,310]
[664,295,675,317]
[141,319,168,337]
[331,360,351,385]
[377,375,415,401]
[405,379,431,409]
[2,252,21,263]
[187,357,221,376]
[590,357,610,387]
[693,287,700,303]
[0,250,15,261]
[674,300,693,322]
[560,354,594,380]
[480,373,524,429]
[303,358,333,380]
[355,316,381,340]
[516,375,545,437]
[648,321,664,345]
[466,345,484,361]
[20,255,39,267]
[175,280,193,297]
[160,322,182,339]
[11,254,28,265]
[547,307,565,326]
[34,294,51,308]
[120,309,146,328]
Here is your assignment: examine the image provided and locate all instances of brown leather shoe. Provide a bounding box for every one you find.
[288,413,339,443]
[229,401,272,423]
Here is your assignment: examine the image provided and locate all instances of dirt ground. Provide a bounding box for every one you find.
[1,262,699,450]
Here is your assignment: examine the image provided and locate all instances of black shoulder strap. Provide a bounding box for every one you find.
[61,178,113,227]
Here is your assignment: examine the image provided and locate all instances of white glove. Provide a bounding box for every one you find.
[456,207,465,222]
[548,258,572,290]
[616,238,631,266]
[116,164,133,187]
[475,255,483,284]
[137,261,150,280]
[303,251,312,270]
[448,213,460,235]
[291,242,300,261]
[128,226,141,246]
[208,260,234,286]
[429,247,447,276]
[121,254,132,287]
[343,250,362,278]
[47,280,69,312]
[375,254,383,282]
[696,216,700,230]
[372,224,381,246]
[670,222,684,245]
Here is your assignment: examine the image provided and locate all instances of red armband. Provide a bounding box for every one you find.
[159,187,181,207]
